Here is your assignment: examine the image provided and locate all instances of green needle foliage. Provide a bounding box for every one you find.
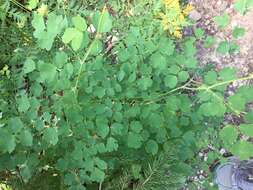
[1,0,253,190]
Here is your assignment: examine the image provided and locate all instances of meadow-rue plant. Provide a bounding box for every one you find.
[0,0,253,190]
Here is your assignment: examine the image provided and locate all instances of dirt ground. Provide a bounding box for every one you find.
[182,2,253,188]
[189,0,253,83]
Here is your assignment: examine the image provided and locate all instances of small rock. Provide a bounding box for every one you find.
[87,24,96,33]
[189,10,202,21]
[198,152,204,157]
[183,27,194,36]
[219,148,226,155]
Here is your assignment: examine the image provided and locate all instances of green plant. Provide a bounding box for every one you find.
[1,0,253,190]
[234,0,253,14]
[213,13,229,29]
[232,27,246,39]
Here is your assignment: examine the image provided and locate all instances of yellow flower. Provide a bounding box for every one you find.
[178,13,185,23]
[174,30,182,38]
[183,4,194,15]
[159,0,191,38]
[162,0,180,9]
[159,13,169,30]
[162,20,169,30]
[37,4,48,16]
[2,65,8,71]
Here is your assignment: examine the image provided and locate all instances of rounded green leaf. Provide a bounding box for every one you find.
[219,68,236,81]
[164,75,177,88]
[20,165,32,183]
[127,132,143,149]
[137,77,153,91]
[90,40,103,55]
[178,71,189,83]
[204,36,215,48]
[94,158,107,170]
[245,111,253,123]
[130,121,143,133]
[232,27,245,39]
[240,124,253,137]
[23,58,36,74]
[228,94,246,112]
[17,95,31,113]
[168,65,180,75]
[145,140,159,155]
[38,62,57,82]
[96,118,109,138]
[72,15,87,31]
[27,0,39,10]
[217,41,230,54]
[62,27,77,44]
[19,130,33,146]
[62,27,84,51]
[43,127,58,146]
[0,129,16,153]
[71,30,83,51]
[90,168,105,182]
[92,10,112,33]
[204,71,217,84]
[231,141,253,160]
[150,52,167,70]
[214,13,229,28]
[220,125,238,145]
[8,117,24,133]
[93,86,106,98]
[194,28,205,39]
[111,123,123,136]
[106,137,118,152]
[117,70,125,82]
[158,38,175,56]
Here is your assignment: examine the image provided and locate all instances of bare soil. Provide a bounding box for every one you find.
[190,0,253,82]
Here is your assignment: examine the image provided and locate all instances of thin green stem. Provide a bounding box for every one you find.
[197,73,253,91]
[73,40,95,92]
[144,73,253,105]
[73,6,107,93]
[143,77,194,104]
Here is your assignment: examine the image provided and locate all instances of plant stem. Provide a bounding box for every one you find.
[197,73,253,91]
[143,78,195,104]
[73,6,107,93]
[99,182,102,190]
[144,73,253,104]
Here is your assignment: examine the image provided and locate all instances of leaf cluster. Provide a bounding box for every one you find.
[1,0,253,190]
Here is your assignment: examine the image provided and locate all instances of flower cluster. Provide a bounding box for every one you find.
[159,0,193,38]
[0,65,10,77]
